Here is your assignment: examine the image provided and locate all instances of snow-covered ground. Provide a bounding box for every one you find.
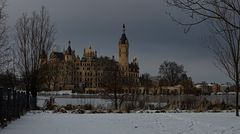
[1,112,240,134]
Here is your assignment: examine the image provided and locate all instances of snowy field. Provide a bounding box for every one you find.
[1,112,240,134]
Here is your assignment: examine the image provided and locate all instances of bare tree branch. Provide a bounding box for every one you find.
[15,6,56,109]
[166,0,240,116]
[0,0,10,73]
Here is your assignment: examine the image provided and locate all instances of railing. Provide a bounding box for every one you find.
[0,88,29,128]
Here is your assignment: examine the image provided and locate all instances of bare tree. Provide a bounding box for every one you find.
[0,0,10,73]
[100,58,123,110]
[62,60,74,90]
[140,73,152,95]
[166,0,240,116]
[49,63,61,91]
[159,60,187,86]
[125,75,140,110]
[15,7,56,109]
[39,61,60,91]
[139,73,152,108]
[179,74,194,94]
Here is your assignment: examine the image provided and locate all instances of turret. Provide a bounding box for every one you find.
[64,41,75,61]
[83,46,97,59]
[119,24,129,70]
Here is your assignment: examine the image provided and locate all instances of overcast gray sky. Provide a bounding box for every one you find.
[7,0,231,83]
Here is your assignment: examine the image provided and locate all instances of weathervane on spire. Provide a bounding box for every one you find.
[123,24,126,33]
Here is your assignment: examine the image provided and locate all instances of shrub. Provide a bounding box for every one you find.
[83,104,94,110]
[65,104,74,110]
[107,109,113,113]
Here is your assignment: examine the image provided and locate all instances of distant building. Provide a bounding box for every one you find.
[159,85,184,95]
[40,24,139,93]
[210,83,221,93]
[194,82,212,95]
[194,82,233,95]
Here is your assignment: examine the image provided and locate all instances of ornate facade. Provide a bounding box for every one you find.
[41,25,139,93]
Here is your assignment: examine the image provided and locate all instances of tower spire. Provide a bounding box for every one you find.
[122,24,126,33]
[120,24,128,44]
[67,40,72,54]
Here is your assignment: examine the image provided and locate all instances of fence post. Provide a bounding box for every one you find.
[0,88,8,128]
[0,87,3,126]
[3,88,6,124]
[23,92,26,113]
[19,92,23,115]
[13,90,17,120]
[7,89,12,122]
[16,91,20,118]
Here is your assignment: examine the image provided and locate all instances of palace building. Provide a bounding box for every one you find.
[40,24,139,93]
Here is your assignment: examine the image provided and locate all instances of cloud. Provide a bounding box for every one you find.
[7,0,231,83]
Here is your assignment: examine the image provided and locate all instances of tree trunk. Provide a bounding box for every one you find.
[26,89,30,111]
[114,89,118,110]
[30,75,38,110]
[31,89,37,110]
[235,62,239,116]
[236,79,239,116]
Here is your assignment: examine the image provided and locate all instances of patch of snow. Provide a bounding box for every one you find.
[38,90,73,96]
[1,112,240,134]
[37,96,112,108]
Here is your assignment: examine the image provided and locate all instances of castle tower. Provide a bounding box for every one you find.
[65,41,75,61]
[119,24,129,70]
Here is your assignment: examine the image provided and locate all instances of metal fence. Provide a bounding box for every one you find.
[0,88,29,128]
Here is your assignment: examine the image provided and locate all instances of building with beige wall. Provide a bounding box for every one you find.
[40,25,139,93]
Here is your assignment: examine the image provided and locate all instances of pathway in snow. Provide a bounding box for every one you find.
[1,112,240,134]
